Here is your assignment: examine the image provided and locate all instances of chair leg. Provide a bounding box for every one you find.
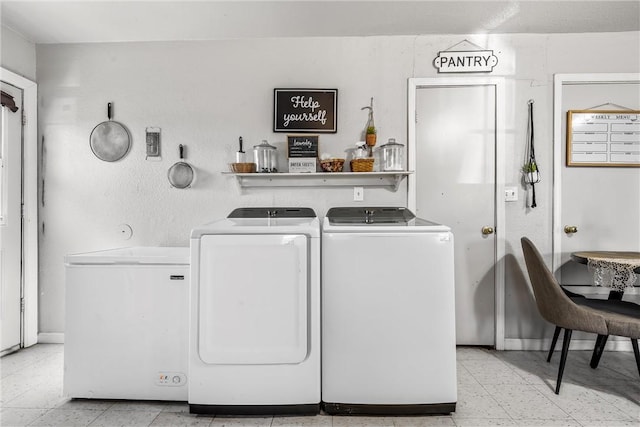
[608,290,624,300]
[632,338,640,378]
[548,326,562,362]
[556,329,572,395]
[590,334,609,369]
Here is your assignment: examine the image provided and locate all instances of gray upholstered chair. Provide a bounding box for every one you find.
[570,297,640,374]
[521,237,610,393]
[600,312,640,375]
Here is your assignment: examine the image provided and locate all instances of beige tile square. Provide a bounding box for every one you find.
[89,409,161,427]
[461,359,529,385]
[56,399,116,411]
[515,420,582,426]
[483,384,572,420]
[109,401,167,412]
[161,402,191,413]
[453,385,511,420]
[455,347,498,361]
[532,383,636,422]
[30,408,103,426]
[391,415,455,426]
[577,421,640,426]
[149,411,213,426]
[272,414,332,426]
[0,408,49,426]
[332,415,395,426]
[453,419,519,426]
[210,416,273,427]
[3,385,67,409]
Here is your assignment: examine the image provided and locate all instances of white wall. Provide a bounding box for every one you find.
[1,25,37,81]
[36,32,640,336]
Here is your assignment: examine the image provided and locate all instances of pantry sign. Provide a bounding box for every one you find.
[434,49,498,73]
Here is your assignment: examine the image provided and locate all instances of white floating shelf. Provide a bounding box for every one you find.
[222,171,413,192]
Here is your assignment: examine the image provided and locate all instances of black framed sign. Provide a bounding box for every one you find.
[287,135,319,158]
[274,89,337,133]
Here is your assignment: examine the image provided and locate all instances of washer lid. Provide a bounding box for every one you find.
[228,207,316,218]
[65,246,190,265]
[326,206,416,225]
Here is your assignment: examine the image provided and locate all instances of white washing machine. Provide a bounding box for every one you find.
[189,207,321,415]
[64,247,189,401]
[322,207,457,415]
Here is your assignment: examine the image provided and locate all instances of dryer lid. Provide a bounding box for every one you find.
[228,207,316,218]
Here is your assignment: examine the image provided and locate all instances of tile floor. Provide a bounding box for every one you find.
[0,344,638,426]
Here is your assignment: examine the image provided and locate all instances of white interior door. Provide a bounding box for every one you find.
[412,81,500,346]
[554,76,640,295]
[1,82,23,355]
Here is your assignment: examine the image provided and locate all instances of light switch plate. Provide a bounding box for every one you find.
[505,186,518,202]
[146,127,161,158]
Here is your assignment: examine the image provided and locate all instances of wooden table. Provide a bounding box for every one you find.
[571,251,640,369]
[571,251,640,300]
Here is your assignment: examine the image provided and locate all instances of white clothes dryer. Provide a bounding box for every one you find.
[321,207,457,415]
[189,207,321,415]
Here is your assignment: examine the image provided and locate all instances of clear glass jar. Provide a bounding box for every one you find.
[379,138,404,171]
[253,140,278,173]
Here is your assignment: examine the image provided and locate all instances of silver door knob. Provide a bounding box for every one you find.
[564,225,578,234]
[481,226,494,235]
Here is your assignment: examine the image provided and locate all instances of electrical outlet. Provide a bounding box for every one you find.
[505,186,518,202]
[354,187,364,201]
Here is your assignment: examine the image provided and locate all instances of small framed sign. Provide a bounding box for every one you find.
[287,135,319,158]
[274,89,337,133]
[288,158,317,173]
[287,135,319,173]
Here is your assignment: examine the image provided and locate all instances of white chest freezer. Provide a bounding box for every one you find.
[64,247,189,401]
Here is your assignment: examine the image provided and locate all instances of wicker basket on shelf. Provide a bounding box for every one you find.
[350,158,374,172]
[320,158,345,172]
[229,162,256,173]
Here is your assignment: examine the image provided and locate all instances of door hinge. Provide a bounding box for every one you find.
[22,110,27,126]
[20,298,25,313]
[415,111,418,123]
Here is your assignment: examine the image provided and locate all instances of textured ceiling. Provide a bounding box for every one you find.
[2,1,639,44]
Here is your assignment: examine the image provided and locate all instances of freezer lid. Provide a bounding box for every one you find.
[326,207,416,225]
[65,246,190,265]
[228,207,316,218]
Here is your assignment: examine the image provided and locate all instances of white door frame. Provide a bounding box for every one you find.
[1,67,38,347]
[408,77,506,350]
[552,73,640,277]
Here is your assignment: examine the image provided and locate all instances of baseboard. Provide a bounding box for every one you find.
[504,338,633,352]
[38,332,64,344]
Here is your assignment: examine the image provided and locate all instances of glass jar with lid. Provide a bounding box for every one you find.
[378,138,404,171]
[253,140,278,173]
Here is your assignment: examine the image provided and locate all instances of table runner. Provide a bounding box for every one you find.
[587,256,640,292]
